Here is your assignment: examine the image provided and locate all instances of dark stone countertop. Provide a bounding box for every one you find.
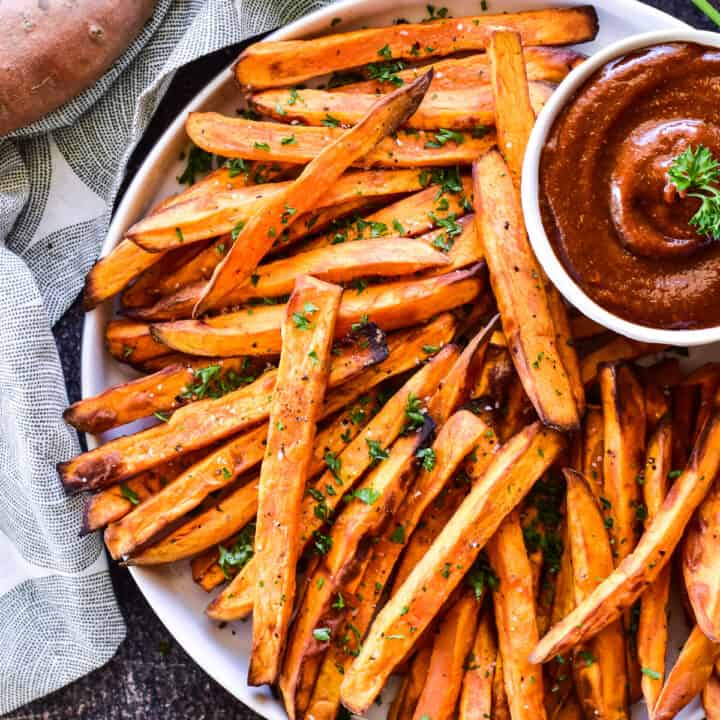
[7,1,716,717]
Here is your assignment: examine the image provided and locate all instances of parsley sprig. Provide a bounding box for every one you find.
[668,144,720,240]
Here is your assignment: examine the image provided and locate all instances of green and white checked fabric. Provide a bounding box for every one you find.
[0,0,332,713]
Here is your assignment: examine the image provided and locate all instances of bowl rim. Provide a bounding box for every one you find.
[521,28,720,347]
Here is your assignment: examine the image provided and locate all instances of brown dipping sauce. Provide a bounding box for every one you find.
[540,42,720,329]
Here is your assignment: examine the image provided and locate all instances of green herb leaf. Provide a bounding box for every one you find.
[120,484,140,505]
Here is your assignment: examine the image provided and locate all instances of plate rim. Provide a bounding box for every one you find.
[81,1,691,717]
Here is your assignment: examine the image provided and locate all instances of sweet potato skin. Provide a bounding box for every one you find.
[0,0,155,134]
[531,410,720,663]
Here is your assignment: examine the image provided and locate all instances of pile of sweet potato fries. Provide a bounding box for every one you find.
[58,6,720,718]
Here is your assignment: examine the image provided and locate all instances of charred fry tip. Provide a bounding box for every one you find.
[345,321,389,363]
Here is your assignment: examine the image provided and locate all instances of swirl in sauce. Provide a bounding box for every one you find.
[540,43,720,329]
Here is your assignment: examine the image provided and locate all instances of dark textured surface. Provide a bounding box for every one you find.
[7,2,716,718]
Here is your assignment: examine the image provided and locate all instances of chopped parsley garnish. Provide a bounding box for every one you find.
[404,392,426,431]
[120,484,140,505]
[366,60,406,87]
[231,220,245,241]
[425,128,465,149]
[180,362,256,401]
[325,451,343,484]
[366,438,390,462]
[416,447,436,471]
[217,523,255,579]
[377,44,392,59]
[353,486,381,505]
[313,627,332,642]
[322,114,341,127]
[390,524,406,544]
[178,145,213,185]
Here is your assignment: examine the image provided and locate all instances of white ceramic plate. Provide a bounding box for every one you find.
[82,2,708,717]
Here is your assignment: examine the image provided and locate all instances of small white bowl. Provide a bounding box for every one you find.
[522,29,720,347]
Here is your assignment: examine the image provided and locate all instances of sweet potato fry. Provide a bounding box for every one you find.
[126,169,428,252]
[637,417,672,712]
[233,7,598,89]
[393,478,469,593]
[580,336,662,385]
[543,522,575,718]
[295,320,497,716]
[685,363,720,443]
[338,46,585,94]
[704,671,720,720]
[684,473,720,643]
[599,362,646,563]
[653,625,720,720]
[458,604,496,720]
[487,29,536,188]
[128,238,450,321]
[391,647,433,720]
[473,149,581,431]
[120,242,210,309]
[150,265,485,357]
[487,509,546,720]
[127,477,259,567]
[81,449,208,534]
[186,112,496,168]
[205,344,459,619]
[277,417,435,713]
[530,410,720,664]
[340,422,564,713]
[302,176,474,252]
[195,74,431,315]
[248,277,341,686]
[63,357,261,434]
[251,82,554,131]
[555,693,584,720]
[564,468,629,720]
[672,383,698,468]
[58,324,388,492]
[106,319,171,365]
[412,589,480,720]
[107,390,378,561]
[581,405,604,500]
